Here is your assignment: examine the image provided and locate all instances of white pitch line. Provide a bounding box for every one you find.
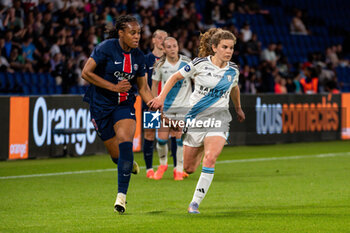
[0,152,349,180]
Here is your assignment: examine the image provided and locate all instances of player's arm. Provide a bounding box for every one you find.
[148,71,184,110]
[136,75,154,105]
[82,57,131,92]
[230,85,245,122]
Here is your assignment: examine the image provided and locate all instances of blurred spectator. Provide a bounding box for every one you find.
[223,2,235,23]
[300,65,319,94]
[275,42,285,60]
[37,52,51,73]
[8,46,34,73]
[3,7,24,31]
[22,35,38,64]
[325,78,340,94]
[240,22,252,42]
[246,33,261,55]
[290,9,308,35]
[234,33,246,56]
[261,43,277,67]
[285,77,296,93]
[277,56,289,77]
[0,48,13,73]
[274,75,287,94]
[325,46,339,67]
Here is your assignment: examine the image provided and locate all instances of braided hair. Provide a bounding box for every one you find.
[105,15,138,39]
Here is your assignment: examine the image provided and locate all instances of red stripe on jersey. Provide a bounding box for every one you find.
[119,53,132,103]
[123,53,132,73]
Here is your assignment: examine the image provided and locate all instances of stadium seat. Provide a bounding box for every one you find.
[0,72,7,90]
[6,73,16,91]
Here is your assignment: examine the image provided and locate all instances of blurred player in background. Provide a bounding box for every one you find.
[82,15,154,214]
[149,28,245,213]
[143,30,168,179]
[151,37,192,180]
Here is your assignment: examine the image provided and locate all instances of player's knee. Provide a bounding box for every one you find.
[204,153,217,167]
[144,130,155,140]
[117,135,133,143]
[184,165,196,174]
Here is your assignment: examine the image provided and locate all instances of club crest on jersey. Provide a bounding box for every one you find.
[227,75,232,82]
[133,64,138,71]
[184,65,191,72]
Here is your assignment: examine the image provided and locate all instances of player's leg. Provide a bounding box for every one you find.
[104,135,119,164]
[188,135,226,214]
[172,128,185,180]
[183,145,204,174]
[154,126,170,180]
[170,130,177,171]
[182,131,205,174]
[113,118,136,213]
[143,128,155,178]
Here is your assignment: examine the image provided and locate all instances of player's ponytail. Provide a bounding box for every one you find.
[198,28,222,57]
[106,15,138,39]
[153,54,166,70]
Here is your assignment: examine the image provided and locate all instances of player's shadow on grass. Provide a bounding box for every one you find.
[200,204,350,218]
[147,210,167,214]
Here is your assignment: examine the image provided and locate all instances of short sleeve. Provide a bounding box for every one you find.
[232,69,240,87]
[152,65,161,81]
[136,52,146,78]
[179,61,196,79]
[90,42,108,65]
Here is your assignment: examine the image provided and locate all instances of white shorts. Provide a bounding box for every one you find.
[183,131,229,147]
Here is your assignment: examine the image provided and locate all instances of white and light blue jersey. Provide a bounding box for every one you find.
[179,56,239,123]
[152,55,192,112]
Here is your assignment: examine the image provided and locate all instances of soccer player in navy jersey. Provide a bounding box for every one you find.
[82,15,154,214]
[143,29,168,179]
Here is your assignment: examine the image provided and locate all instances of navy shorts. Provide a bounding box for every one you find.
[91,105,136,141]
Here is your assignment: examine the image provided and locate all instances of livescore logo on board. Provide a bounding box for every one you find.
[255,96,339,135]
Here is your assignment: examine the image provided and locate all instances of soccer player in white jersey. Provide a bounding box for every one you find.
[148,28,245,213]
[151,37,192,180]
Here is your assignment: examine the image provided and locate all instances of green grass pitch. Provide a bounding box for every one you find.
[1,141,350,233]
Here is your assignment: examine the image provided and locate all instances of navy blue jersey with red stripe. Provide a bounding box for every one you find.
[144,52,160,87]
[83,38,146,120]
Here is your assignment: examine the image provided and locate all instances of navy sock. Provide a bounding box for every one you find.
[170,137,177,167]
[143,139,154,169]
[111,157,118,165]
[118,142,133,194]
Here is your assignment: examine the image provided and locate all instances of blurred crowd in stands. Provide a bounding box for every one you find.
[0,0,349,94]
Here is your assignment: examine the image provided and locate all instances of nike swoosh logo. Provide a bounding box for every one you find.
[130,113,135,116]
[149,67,153,69]
[123,174,130,176]
[115,61,122,65]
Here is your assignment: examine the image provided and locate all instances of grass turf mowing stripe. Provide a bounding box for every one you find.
[1,152,349,180]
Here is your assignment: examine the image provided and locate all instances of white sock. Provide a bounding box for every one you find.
[175,145,183,172]
[191,167,214,205]
[156,142,168,165]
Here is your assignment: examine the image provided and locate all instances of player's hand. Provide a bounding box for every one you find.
[148,96,163,111]
[115,80,131,92]
[236,108,245,122]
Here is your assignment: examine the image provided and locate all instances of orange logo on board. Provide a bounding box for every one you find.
[9,97,29,160]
